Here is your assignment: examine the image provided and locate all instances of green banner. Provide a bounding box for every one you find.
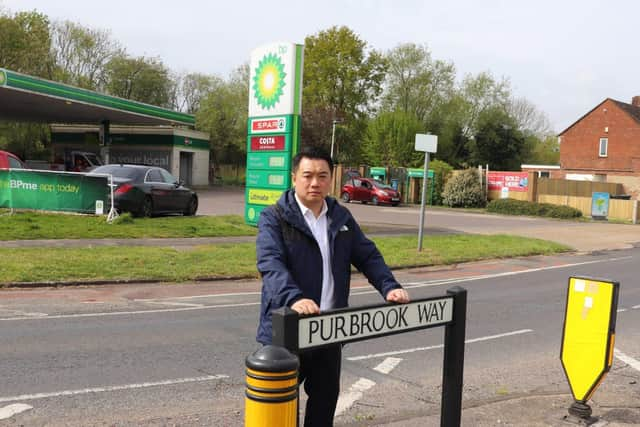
[0,170,109,214]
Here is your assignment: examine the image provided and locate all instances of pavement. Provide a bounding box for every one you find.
[2,218,640,425]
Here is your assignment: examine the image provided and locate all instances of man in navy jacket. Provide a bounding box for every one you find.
[256,148,410,426]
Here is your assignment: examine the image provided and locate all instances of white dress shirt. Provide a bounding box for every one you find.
[294,194,335,311]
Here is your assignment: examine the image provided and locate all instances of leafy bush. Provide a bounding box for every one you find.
[487,199,583,219]
[442,168,485,208]
[429,159,453,206]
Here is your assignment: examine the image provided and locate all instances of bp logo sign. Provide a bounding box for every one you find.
[252,53,286,110]
[0,70,6,86]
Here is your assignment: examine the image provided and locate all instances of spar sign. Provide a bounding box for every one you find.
[245,42,304,226]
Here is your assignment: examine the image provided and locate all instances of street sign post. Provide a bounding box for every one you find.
[560,276,619,420]
[414,134,438,251]
[272,286,467,426]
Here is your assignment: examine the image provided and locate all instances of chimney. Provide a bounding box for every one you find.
[632,96,640,107]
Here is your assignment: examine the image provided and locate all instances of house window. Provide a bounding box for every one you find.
[599,138,608,157]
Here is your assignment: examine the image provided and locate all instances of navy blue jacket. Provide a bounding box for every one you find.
[256,189,402,345]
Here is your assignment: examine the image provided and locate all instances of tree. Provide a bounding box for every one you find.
[104,55,173,106]
[382,43,456,123]
[457,72,511,138]
[50,20,123,90]
[0,121,49,160]
[302,26,387,161]
[526,134,560,165]
[0,10,53,78]
[507,97,553,138]
[362,110,424,167]
[470,108,526,170]
[195,64,249,166]
[174,72,219,114]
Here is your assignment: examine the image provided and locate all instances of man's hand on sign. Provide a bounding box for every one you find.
[386,288,410,304]
[291,298,320,315]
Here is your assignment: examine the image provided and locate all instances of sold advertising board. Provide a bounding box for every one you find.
[0,169,108,213]
[487,171,528,192]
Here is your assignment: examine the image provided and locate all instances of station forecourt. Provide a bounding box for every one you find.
[0,67,210,186]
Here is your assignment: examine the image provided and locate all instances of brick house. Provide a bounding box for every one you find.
[558,97,640,197]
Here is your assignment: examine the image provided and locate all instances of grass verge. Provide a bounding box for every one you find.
[0,212,256,240]
[0,234,570,285]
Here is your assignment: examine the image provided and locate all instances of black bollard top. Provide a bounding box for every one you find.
[246,345,299,373]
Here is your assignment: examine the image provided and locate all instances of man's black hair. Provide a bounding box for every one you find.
[292,148,334,173]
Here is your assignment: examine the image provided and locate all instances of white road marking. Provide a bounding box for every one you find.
[134,290,262,301]
[0,403,32,420]
[0,309,48,317]
[617,308,627,313]
[143,301,205,308]
[347,329,533,361]
[373,357,403,375]
[0,302,259,321]
[0,375,228,404]
[350,257,633,297]
[335,378,376,416]
[614,349,640,372]
[632,304,640,309]
[0,257,630,322]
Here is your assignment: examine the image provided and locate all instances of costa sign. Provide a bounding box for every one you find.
[250,135,286,151]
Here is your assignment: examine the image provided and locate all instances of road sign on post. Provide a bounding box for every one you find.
[414,134,438,251]
[560,276,619,420]
[272,287,467,426]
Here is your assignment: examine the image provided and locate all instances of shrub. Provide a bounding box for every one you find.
[442,168,485,208]
[487,199,583,219]
[429,159,453,206]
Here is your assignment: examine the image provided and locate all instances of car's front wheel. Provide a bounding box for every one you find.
[341,192,350,203]
[371,196,379,206]
[184,196,198,216]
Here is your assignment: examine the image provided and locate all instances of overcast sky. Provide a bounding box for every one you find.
[2,0,637,132]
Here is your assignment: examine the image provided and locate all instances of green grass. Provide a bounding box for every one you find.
[0,235,570,285]
[0,212,256,240]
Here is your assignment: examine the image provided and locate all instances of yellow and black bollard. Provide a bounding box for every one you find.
[245,345,299,427]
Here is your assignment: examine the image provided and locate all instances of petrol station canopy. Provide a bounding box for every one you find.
[0,68,194,127]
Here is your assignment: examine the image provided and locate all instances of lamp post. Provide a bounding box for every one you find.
[330,119,342,160]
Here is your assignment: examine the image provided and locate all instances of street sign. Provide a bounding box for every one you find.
[560,276,619,402]
[298,297,452,349]
[272,287,467,427]
[415,133,438,153]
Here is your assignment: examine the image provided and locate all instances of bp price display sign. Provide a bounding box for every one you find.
[245,42,304,226]
[560,276,619,402]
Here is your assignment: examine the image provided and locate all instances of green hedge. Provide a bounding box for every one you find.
[487,198,583,219]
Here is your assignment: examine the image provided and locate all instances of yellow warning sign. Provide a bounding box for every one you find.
[560,276,619,402]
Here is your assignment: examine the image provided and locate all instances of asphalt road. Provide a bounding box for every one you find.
[197,188,640,252]
[1,249,639,426]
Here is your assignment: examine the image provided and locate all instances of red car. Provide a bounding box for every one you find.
[0,150,25,169]
[341,177,401,206]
